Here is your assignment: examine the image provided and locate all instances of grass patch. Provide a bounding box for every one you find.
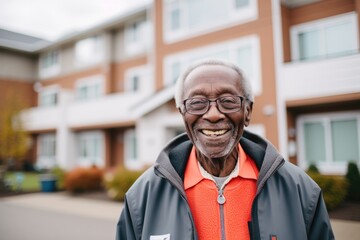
[5,172,40,192]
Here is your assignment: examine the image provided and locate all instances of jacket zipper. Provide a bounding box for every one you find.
[217,187,226,240]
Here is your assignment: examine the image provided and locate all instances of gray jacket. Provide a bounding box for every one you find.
[116,131,334,240]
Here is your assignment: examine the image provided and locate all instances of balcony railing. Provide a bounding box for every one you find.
[280,52,360,101]
[21,91,149,131]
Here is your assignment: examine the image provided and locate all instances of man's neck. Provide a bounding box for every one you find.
[196,148,238,177]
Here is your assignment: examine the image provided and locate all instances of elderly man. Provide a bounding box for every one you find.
[116,59,334,240]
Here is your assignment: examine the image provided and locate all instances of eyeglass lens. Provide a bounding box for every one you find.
[185,96,243,115]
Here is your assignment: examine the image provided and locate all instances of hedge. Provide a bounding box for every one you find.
[307,172,348,210]
[104,167,143,201]
[64,166,104,193]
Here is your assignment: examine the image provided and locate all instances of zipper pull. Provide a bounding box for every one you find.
[217,189,226,205]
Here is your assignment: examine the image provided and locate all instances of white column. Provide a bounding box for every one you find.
[271,0,288,159]
[56,90,75,170]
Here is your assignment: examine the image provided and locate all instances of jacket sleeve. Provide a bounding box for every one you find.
[308,192,335,240]
[116,196,137,240]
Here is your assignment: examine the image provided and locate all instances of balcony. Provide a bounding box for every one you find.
[67,92,145,129]
[21,92,149,132]
[280,53,360,101]
[21,106,61,132]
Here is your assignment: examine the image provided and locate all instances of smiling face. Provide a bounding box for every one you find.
[180,64,252,161]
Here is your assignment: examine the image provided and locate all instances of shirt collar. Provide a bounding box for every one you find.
[184,144,258,190]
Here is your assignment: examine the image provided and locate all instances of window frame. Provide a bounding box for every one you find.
[38,85,59,107]
[124,65,153,95]
[163,35,261,95]
[297,111,360,174]
[290,12,359,61]
[75,75,104,101]
[75,35,104,66]
[37,133,57,169]
[163,0,258,43]
[39,50,61,78]
[124,129,142,170]
[76,130,104,167]
[124,18,149,56]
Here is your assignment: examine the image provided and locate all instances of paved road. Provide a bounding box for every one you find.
[0,193,359,240]
[0,193,122,240]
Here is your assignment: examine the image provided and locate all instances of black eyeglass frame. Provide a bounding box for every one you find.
[180,95,248,115]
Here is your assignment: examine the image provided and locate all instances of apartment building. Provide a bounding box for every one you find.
[0,0,359,175]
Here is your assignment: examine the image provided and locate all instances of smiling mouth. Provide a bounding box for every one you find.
[201,129,229,137]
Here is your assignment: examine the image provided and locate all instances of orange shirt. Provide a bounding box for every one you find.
[184,144,258,240]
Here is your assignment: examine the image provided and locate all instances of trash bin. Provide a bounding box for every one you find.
[40,174,57,192]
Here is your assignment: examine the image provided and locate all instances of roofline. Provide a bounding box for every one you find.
[37,3,151,53]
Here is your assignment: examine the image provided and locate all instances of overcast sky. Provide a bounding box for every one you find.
[0,0,150,41]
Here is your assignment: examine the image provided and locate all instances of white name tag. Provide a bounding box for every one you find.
[150,233,171,240]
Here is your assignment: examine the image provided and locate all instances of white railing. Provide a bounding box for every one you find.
[21,106,61,131]
[20,91,149,131]
[280,53,360,101]
[67,92,146,128]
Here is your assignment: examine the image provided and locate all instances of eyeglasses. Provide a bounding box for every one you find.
[182,96,245,115]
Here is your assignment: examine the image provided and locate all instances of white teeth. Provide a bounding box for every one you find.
[202,129,227,136]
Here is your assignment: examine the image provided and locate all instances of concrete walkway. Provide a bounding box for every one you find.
[0,192,123,221]
[1,192,359,239]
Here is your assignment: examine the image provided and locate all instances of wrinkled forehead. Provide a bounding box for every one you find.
[183,64,243,96]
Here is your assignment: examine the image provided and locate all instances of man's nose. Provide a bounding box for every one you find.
[202,102,225,122]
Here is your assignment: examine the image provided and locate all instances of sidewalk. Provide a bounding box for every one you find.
[1,192,359,239]
[0,192,123,221]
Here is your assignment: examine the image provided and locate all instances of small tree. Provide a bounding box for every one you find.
[0,91,29,170]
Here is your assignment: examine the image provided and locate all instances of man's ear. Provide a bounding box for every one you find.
[244,101,253,127]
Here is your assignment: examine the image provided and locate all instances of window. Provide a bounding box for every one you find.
[125,130,137,162]
[164,35,261,95]
[297,112,360,174]
[125,19,149,55]
[163,0,257,43]
[75,35,103,65]
[234,0,249,8]
[75,75,104,101]
[77,131,104,167]
[291,12,359,61]
[39,50,60,77]
[124,65,153,95]
[37,133,56,169]
[39,86,58,107]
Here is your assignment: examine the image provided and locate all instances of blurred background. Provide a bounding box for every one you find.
[0,0,360,238]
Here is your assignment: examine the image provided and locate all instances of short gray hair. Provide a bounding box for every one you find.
[174,58,254,108]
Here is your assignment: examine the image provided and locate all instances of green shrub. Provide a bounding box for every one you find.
[64,166,103,193]
[104,167,143,201]
[345,162,360,201]
[307,163,320,174]
[308,172,348,210]
[50,166,67,190]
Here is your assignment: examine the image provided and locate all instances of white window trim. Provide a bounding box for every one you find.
[124,129,142,170]
[75,35,104,67]
[37,133,57,169]
[124,19,149,56]
[163,0,258,43]
[75,75,105,101]
[163,35,262,95]
[38,85,60,107]
[124,65,153,94]
[39,50,61,78]
[290,12,359,61]
[297,111,360,174]
[77,130,104,167]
